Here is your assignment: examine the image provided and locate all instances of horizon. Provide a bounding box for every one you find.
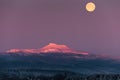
[4,42,88,52]
[0,42,116,59]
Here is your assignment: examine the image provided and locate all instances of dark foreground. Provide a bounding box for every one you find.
[0,71,120,80]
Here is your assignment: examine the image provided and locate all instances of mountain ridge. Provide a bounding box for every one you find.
[6,43,89,55]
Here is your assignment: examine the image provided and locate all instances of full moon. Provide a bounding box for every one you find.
[86,2,96,12]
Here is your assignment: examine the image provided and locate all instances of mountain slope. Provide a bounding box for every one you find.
[0,52,120,74]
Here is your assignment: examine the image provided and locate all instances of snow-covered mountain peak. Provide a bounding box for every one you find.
[41,43,70,50]
[6,43,89,55]
[40,43,88,55]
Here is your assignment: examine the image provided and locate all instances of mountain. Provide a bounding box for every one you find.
[0,43,120,74]
[6,43,89,55]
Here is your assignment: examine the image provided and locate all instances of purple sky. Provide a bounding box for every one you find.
[0,0,120,57]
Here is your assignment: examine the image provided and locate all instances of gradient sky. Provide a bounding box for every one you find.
[0,0,120,57]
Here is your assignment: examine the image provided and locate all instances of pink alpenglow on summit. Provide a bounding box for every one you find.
[6,43,89,55]
[40,43,73,53]
[40,43,89,55]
